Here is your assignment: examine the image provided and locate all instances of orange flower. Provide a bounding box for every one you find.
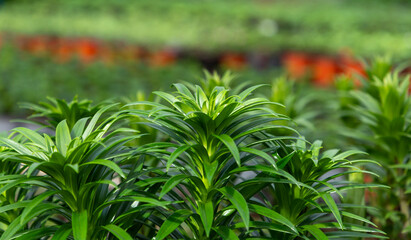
[220,53,247,70]
[148,50,176,67]
[282,52,311,79]
[361,173,377,203]
[23,36,49,55]
[312,57,337,87]
[339,56,366,87]
[363,173,372,183]
[76,39,99,64]
[52,38,75,63]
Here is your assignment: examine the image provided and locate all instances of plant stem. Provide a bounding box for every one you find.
[395,157,410,233]
[399,188,410,230]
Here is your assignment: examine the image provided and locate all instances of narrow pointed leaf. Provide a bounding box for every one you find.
[249,204,298,235]
[20,190,58,224]
[159,175,188,199]
[302,225,327,240]
[277,151,295,169]
[71,117,89,138]
[214,226,239,240]
[321,193,344,229]
[167,145,191,171]
[213,134,241,166]
[102,224,133,240]
[82,104,116,140]
[199,201,214,237]
[240,147,277,169]
[0,137,32,155]
[13,127,46,147]
[155,209,192,240]
[51,224,72,240]
[218,187,249,230]
[56,120,71,156]
[81,159,125,178]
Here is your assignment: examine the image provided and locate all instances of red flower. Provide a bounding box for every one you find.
[76,39,99,64]
[312,57,337,87]
[52,38,75,63]
[364,188,377,203]
[282,52,311,79]
[338,56,366,87]
[148,50,176,67]
[220,53,247,70]
[22,36,49,55]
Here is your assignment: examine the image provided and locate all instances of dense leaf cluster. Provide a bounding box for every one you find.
[337,58,411,239]
[0,78,384,239]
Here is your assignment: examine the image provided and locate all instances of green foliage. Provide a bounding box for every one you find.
[254,139,386,239]
[196,71,246,96]
[126,83,288,239]
[0,137,36,236]
[339,59,411,239]
[0,76,385,239]
[121,91,163,150]
[125,82,385,239]
[19,96,109,130]
[269,76,323,136]
[0,106,165,239]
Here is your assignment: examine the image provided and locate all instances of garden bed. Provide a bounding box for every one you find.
[0,0,410,58]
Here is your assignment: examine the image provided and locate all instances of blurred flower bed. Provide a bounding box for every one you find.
[0,0,410,58]
[0,42,199,114]
[0,33,374,115]
[1,33,368,76]
[0,40,285,115]
[1,0,411,115]
[1,0,411,116]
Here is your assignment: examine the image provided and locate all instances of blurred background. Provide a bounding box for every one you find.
[0,0,411,116]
